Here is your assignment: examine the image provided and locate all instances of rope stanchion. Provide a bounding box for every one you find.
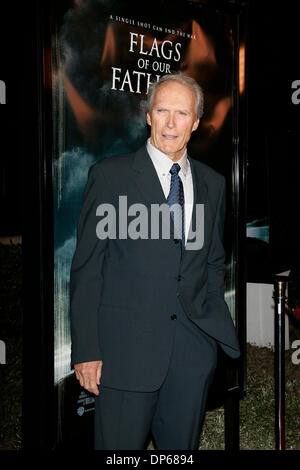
[273,276,287,450]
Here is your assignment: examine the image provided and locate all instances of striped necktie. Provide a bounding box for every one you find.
[167,163,185,252]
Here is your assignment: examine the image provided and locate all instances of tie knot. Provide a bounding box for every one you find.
[170,163,181,175]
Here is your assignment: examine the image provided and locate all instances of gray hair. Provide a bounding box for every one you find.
[145,72,204,119]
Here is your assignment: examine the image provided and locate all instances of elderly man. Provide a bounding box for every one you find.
[70,72,240,450]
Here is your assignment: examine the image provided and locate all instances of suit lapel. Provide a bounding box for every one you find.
[131,145,167,206]
[188,156,208,232]
[183,157,208,258]
[131,146,176,239]
[130,146,208,250]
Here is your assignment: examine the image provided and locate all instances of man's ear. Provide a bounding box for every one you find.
[192,118,200,132]
[146,112,152,126]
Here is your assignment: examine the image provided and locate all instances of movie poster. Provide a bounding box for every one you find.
[52,0,243,447]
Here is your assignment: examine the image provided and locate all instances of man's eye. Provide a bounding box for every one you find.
[179,111,187,116]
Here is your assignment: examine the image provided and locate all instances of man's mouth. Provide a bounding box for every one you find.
[162,134,177,140]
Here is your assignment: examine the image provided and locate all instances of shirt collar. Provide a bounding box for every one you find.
[146,138,189,177]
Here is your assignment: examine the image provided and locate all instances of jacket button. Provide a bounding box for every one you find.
[170,314,177,320]
[177,275,182,281]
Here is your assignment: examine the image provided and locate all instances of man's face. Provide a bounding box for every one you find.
[146,81,200,162]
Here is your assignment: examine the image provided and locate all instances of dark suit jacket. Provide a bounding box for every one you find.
[70,145,240,392]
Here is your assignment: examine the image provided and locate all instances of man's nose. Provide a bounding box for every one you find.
[166,113,175,128]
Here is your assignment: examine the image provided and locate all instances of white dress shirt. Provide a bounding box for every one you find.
[146,138,194,245]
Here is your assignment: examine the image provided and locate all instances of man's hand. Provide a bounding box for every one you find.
[74,360,103,396]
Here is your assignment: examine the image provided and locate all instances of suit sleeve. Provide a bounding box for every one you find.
[206,175,228,304]
[70,162,110,366]
[204,175,240,357]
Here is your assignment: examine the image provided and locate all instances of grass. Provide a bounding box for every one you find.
[0,242,22,450]
[199,322,300,450]
[0,242,299,450]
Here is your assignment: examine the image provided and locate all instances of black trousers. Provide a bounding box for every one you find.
[94,304,218,450]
